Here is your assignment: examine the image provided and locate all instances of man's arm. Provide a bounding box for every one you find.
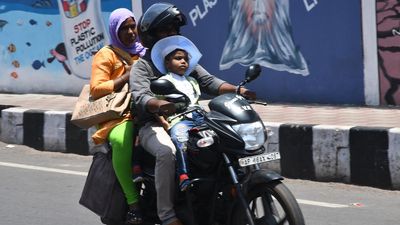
[130,58,177,117]
[191,65,225,96]
[130,59,154,112]
[192,64,256,99]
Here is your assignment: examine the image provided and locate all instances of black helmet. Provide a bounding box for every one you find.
[138,3,187,48]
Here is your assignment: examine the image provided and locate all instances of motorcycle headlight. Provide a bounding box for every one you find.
[232,121,266,151]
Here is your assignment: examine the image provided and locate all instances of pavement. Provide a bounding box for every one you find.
[0,93,400,190]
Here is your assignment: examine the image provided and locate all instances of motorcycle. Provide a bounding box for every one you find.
[137,64,305,225]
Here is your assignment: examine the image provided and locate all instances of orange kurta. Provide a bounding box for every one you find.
[89,46,139,144]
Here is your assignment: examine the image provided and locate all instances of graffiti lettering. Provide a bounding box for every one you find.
[74,32,104,54]
[70,18,105,64]
[73,41,104,64]
[70,27,96,46]
[74,54,85,64]
[392,28,400,36]
[189,0,218,27]
[73,19,91,33]
[303,0,318,12]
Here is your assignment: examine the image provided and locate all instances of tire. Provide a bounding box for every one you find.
[230,181,305,225]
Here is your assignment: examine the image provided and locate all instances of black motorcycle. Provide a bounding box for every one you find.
[137,64,305,225]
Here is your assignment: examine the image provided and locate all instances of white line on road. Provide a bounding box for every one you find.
[297,199,349,208]
[0,161,88,176]
[0,161,352,208]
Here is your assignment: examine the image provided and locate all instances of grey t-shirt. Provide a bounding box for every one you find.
[130,53,225,123]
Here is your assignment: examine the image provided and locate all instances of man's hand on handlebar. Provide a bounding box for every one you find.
[240,87,256,100]
[218,83,256,100]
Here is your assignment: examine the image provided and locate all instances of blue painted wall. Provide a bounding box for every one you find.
[0,0,131,94]
[142,0,364,105]
[0,0,365,105]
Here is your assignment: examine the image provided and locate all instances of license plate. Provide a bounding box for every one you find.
[238,152,281,167]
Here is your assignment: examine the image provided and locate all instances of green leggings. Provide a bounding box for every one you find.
[108,120,138,205]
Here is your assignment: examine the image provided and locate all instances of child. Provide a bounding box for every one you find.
[151,35,203,191]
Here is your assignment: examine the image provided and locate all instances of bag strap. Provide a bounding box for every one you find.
[106,45,133,66]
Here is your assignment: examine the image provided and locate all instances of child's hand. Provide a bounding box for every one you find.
[155,114,170,131]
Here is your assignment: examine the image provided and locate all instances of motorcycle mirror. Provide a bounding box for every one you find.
[150,79,179,95]
[245,64,261,83]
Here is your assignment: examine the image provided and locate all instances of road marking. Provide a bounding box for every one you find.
[0,161,88,176]
[0,162,353,209]
[297,199,349,208]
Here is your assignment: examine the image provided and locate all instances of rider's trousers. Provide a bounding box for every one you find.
[139,121,177,224]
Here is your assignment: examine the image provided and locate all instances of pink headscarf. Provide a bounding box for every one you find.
[108,8,146,56]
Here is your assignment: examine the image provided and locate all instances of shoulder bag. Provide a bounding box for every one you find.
[71,83,131,128]
[71,45,132,128]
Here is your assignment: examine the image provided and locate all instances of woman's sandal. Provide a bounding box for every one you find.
[126,207,143,224]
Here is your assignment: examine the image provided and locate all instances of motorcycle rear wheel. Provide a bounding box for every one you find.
[230,181,305,225]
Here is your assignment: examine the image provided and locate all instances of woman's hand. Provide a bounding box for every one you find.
[124,65,132,73]
[113,69,130,90]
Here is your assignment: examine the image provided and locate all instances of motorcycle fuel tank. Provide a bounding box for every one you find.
[208,93,261,123]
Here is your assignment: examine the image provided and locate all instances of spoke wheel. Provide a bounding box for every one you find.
[230,181,305,225]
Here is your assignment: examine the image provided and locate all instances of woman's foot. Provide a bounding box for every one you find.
[126,203,143,224]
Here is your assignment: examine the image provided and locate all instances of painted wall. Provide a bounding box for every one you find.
[0,0,394,106]
[0,0,131,95]
[141,0,365,105]
[376,0,400,105]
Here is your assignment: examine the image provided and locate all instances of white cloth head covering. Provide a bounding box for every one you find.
[151,35,202,76]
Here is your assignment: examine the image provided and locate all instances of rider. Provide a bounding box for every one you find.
[130,3,256,225]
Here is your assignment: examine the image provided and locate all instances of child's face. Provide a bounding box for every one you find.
[165,50,189,76]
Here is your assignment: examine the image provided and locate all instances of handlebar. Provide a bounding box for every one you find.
[167,105,205,122]
[248,99,268,106]
[163,96,266,123]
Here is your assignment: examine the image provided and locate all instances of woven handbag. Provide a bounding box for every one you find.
[71,83,131,128]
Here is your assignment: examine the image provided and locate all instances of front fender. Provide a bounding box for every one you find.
[246,169,283,190]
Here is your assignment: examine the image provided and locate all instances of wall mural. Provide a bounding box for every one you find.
[0,0,130,94]
[1,0,366,105]
[57,0,108,79]
[160,0,364,105]
[220,0,309,76]
[377,0,400,105]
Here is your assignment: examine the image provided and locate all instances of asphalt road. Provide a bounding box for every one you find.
[0,142,399,225]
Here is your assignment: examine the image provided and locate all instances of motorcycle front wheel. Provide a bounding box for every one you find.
[230,181,305,225]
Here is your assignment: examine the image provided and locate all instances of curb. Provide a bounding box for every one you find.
[1,107,399,190]
[0,107,92,155]
[263,123,400,190]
